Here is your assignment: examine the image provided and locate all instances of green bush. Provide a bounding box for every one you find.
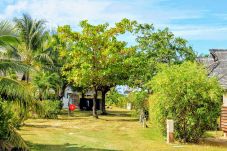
[0,101,12,141]
[127,91,148,115]
[149,62,223,143]
[0,101,29,150]
[40,100,63,119]
[106,89,125,107]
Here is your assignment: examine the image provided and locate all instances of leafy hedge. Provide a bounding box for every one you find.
[149,62,223,143]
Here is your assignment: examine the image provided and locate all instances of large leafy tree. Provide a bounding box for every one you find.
[58,19,136,117]
[149,62,222,143]
[44,33,69,99]
[131,25,196,88]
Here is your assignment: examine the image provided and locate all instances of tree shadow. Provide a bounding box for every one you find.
[27,142,121,151]
[200,138,227,147]
[99,118,138,122]
[104,110,132,117]
[58,117,92,121]
[23,124,61,128]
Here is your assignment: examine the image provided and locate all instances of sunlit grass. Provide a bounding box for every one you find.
[18,108,227,151]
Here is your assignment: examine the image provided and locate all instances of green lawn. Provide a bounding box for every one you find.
[18,108,227,151]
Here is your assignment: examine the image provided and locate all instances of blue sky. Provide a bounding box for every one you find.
[1,0,227,54]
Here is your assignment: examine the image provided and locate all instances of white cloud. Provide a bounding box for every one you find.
[0,0,138,28]
[0,0,225,41]
[0,0,204,25]
[0,1,27,19]
[169,25,227,40]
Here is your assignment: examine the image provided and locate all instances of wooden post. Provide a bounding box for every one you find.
[167,119,174,143]
[127,102,132,110]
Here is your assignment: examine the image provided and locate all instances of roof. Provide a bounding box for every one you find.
[198,49,227,89]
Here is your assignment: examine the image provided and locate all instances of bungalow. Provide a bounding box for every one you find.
[197,49,227,136]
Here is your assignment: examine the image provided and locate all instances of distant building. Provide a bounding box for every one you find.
[116,85,140,95]
[62,86,101,110]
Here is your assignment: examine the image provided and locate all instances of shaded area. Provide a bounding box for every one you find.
[99,118,138,122]
[27,142,121,151]
[201,138,227,148]
[23,124,61,128]
[104,110,132,117]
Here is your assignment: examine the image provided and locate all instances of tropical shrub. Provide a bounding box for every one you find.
[40,100,63,119]
[0,101,28,150]
[149,62,223,143]
[128,91,148,113]
[0,101,12,143]
[106,89,125,107]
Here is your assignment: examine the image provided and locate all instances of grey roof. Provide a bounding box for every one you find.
[197,49,227,89]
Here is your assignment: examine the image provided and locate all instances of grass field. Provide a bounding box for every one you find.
[18,108,227,151]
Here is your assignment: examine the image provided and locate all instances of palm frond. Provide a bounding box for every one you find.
[34,53,54,65]
[0,59,30,73]
[0,77,32,109]
[0,35,18,45]
[0,20,18,49]
[14,14,47,52]
[3,125,29,151]
[0,20,15,36]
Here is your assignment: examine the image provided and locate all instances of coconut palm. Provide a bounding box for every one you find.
[0,20,33,151]
[14,14,53,82]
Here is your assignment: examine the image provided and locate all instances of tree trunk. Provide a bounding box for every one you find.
[82,92,85,98]
[26,71,29,83]
[101,90,107,115]
[58,83,68,100]
[93,88,98,118]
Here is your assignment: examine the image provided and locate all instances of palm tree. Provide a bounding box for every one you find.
[14,14,53,82]
[0,20,33,150]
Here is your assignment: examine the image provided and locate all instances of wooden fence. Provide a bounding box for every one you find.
[221,106,227,132]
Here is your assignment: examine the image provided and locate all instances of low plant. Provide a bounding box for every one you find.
[40,100,63,119]
[0,101,28,150]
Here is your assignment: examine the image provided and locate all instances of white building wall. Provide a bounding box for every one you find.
[62,86,73,108]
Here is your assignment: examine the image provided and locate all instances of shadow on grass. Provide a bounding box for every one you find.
[200,138,227,148]
[104,110,132,117]
[58,117,92,121]
[23,124,61,128]
[99,118,138,122]
[59,109,132,118]
[27,142,121,151]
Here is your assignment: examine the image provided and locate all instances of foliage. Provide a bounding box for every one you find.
[32,71,63,100]
[0,101,28,150]
[0,17,40,149]
[0,20,18,53]
[106,88,124,107]
[106,89,148,115]
[58,19,137,117]
[39,100,62,119]
[129,25,196,88]
[149,62,223,143]
[13,14,53,82]
[127,91,148,113]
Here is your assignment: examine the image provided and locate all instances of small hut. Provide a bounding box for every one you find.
[61,86,101,110]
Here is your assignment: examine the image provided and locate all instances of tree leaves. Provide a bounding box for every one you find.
[150,62,222,142]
